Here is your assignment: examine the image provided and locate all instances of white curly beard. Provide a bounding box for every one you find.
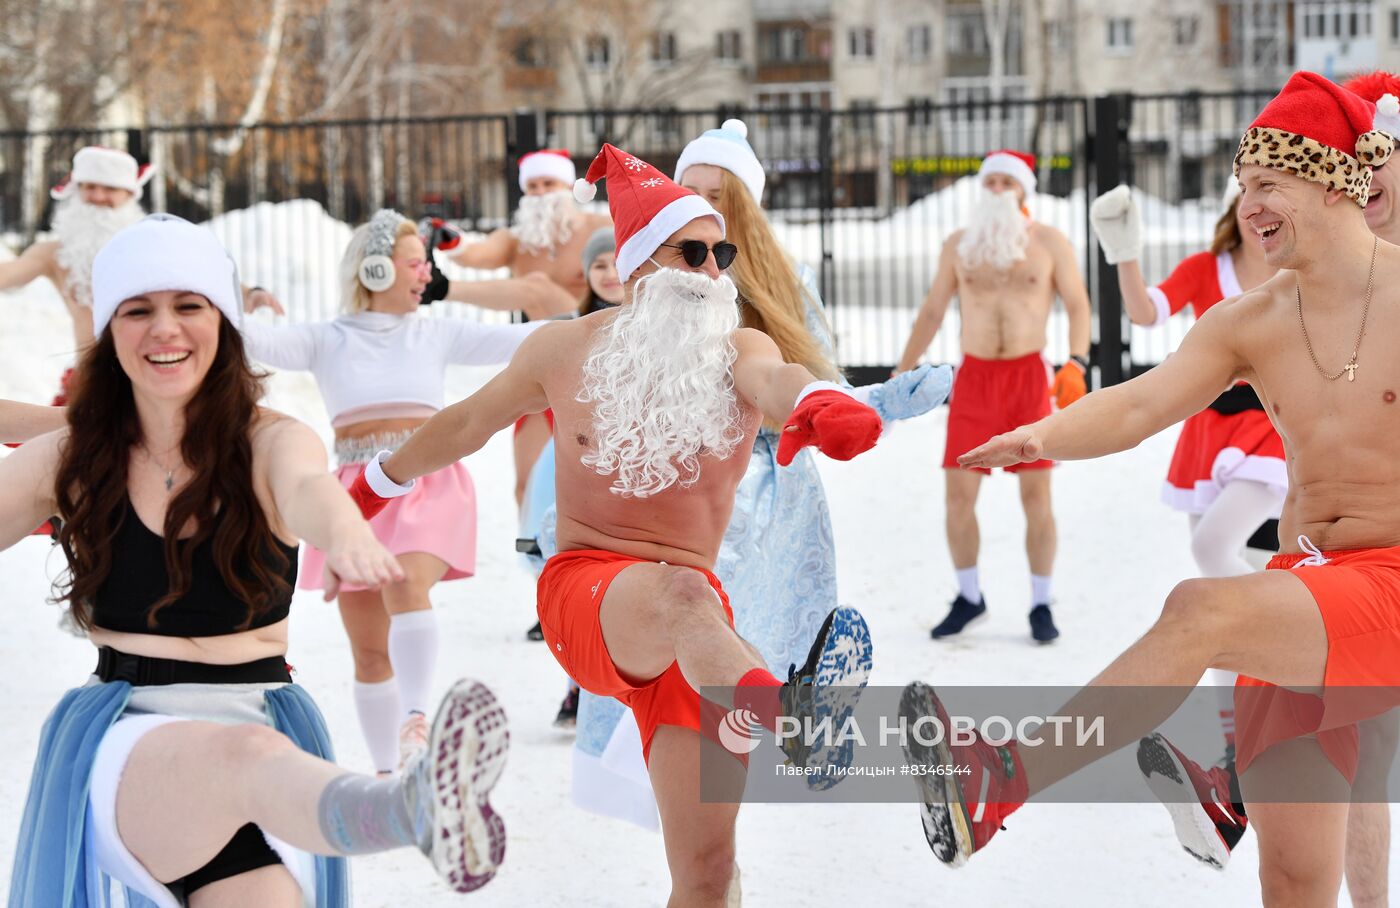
[52,196,143,307]
[957,188,1028,272]
[512,190,576,256]
[577,267,746,498]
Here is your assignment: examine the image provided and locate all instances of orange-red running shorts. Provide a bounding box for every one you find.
[1235,546,1400,784]
[537,548,734,765]
[943,352,1054,473]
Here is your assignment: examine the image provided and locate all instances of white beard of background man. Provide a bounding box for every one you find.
[577,266,746,498]
[512,189,578,257]
[957,184,1030,272]
[51,194,144,309]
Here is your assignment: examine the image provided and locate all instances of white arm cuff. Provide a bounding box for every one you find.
[365,450,415,498]
[793,380,853,408]
[1146,287,1171,328]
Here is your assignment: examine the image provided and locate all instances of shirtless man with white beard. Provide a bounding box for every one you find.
[895,149,1092,643]
[448,149,613,509]
[0,148,151,398]
[354,145,882,907]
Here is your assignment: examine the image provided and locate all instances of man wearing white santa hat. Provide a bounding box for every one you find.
[0,146,155,397]
[448,148,615,512]
[895,148,1093,644]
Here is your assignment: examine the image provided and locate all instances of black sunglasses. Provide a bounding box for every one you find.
[658,240,738,270]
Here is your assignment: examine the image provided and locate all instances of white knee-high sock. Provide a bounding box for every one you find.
[388,609,439,719]
[1188,480,1284,578]
[353,678,402,774]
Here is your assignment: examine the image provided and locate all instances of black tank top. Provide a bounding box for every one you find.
[90,498,297,636]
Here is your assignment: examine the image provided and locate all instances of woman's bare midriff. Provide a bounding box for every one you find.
[333,417,429,442]
[88,617,291,664]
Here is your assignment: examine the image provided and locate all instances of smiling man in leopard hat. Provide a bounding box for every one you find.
[886,71,1400,906]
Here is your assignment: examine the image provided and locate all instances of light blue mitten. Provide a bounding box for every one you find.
[866,364,953,422]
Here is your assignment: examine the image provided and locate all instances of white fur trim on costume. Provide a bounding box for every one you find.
[615,194,726,283]
[793,380,852,409]
[91,215,241,336]
[1160,449,1287,517]
[1376,94,1400,140]
[978,152,1037,198]
[1146,286,1171,328]
[50,147,154,200]
[519,151,576,192]
[366,450,415,497]
[1214,251,1242,298]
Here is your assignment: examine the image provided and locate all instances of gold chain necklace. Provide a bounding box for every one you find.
[1296,236,1376,383]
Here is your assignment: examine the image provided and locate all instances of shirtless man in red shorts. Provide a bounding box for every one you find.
[355,144,880,906]
[899,72,1400,907]
[895,149,1092,643]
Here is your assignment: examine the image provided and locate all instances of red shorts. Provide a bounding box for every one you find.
[943,352,1053,472]
[536,548,734,764]
[1162,407,1286,514]
[1235,546,1400,783]
[513,409,554,436]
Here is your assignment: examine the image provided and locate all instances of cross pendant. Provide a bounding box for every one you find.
[1345,360,1358,383]
[164,472,174,492]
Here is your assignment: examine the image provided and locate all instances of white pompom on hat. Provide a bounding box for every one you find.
[673,118,767,202]
[91,214,242,337]
[50,146,155,200]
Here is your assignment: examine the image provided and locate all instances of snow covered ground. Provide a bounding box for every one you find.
[0,277,1378,906]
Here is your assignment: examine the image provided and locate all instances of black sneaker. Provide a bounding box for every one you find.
[930,595,986,639]
[526,621,544,642]
[553,683,579,729]
[1028,604,1059,643]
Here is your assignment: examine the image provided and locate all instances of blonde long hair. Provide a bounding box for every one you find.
[715,170,842,384]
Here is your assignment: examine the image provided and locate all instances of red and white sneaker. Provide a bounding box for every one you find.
[900,681,1029,866]
[1137,733,1247,869]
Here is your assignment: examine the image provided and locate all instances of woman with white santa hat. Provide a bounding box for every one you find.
[5,214,508,904]
[241,209,540,776]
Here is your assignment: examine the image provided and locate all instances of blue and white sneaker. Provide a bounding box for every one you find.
[779,606,873,788]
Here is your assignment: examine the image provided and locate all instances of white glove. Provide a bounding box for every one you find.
[1089,185,1142,264]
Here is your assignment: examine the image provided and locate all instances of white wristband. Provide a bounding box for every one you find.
[793,380,852,409]
[365,450,415,498]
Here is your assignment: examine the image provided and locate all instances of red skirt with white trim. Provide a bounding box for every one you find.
[1161,408,1286,516]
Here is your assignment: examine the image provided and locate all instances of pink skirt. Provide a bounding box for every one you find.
[299,461,477,592]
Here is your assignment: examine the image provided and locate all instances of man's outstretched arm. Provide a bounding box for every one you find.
[960,296,1248,468]
[0,400,66,443]
[0,242,57,292]
[449,229,517,271]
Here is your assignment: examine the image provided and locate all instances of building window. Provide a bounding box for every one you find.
[513,38,547,68]
[717,29,742,61]
[1044,19,1069,52]
[1107,17,1134,52]
[907,96,934,127]
[1180,158,1204,200]
[585,35,610,68]
[947,10,988,54]
[1180,95,1201,126]
[651,32,676,65]
[761,25,809,62]
[907,24,933,61]
[1172,16,1198,46]
[849,26,875,59]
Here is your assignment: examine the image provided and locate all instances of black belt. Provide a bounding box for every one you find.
[1207,384,1265,415]
[94,646,292,686]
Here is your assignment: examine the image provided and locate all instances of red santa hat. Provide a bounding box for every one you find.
[1343,71,1400,140]
[1235,70,1393,207]
[518,149,576,192]
[572,143,725,283]
[50,146,155,201]
[978,149,1037,198]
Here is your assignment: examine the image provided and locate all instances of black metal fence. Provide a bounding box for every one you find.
[0,91,1275,378]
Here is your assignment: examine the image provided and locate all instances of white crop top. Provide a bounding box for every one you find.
[241,311,542,424]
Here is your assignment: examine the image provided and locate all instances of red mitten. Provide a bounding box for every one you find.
[776,389,882,466]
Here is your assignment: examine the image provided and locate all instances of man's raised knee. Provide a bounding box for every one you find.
[659,568,724,631]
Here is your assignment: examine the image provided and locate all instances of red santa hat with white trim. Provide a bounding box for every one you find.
[50,146,155,201]
[518,149,576,192]
[573,143,725,283]
[1342,70,1400,141]
[978,149,1037,198]
[1235,70,1393,207]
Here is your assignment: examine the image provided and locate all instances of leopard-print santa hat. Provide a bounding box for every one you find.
[1235,71,1394,207]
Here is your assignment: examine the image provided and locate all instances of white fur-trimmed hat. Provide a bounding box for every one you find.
[674,119,766,202]
[978,149,1037,199]
[518,149,576,192]
[51,146,155,201]
[91,215,242,336]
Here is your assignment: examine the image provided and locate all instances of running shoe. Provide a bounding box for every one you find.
[1029,603,1060,643]
[554,683,580,729]
[1137,733,1247,869]
[930,594,987,639]
[778,606,873,788]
